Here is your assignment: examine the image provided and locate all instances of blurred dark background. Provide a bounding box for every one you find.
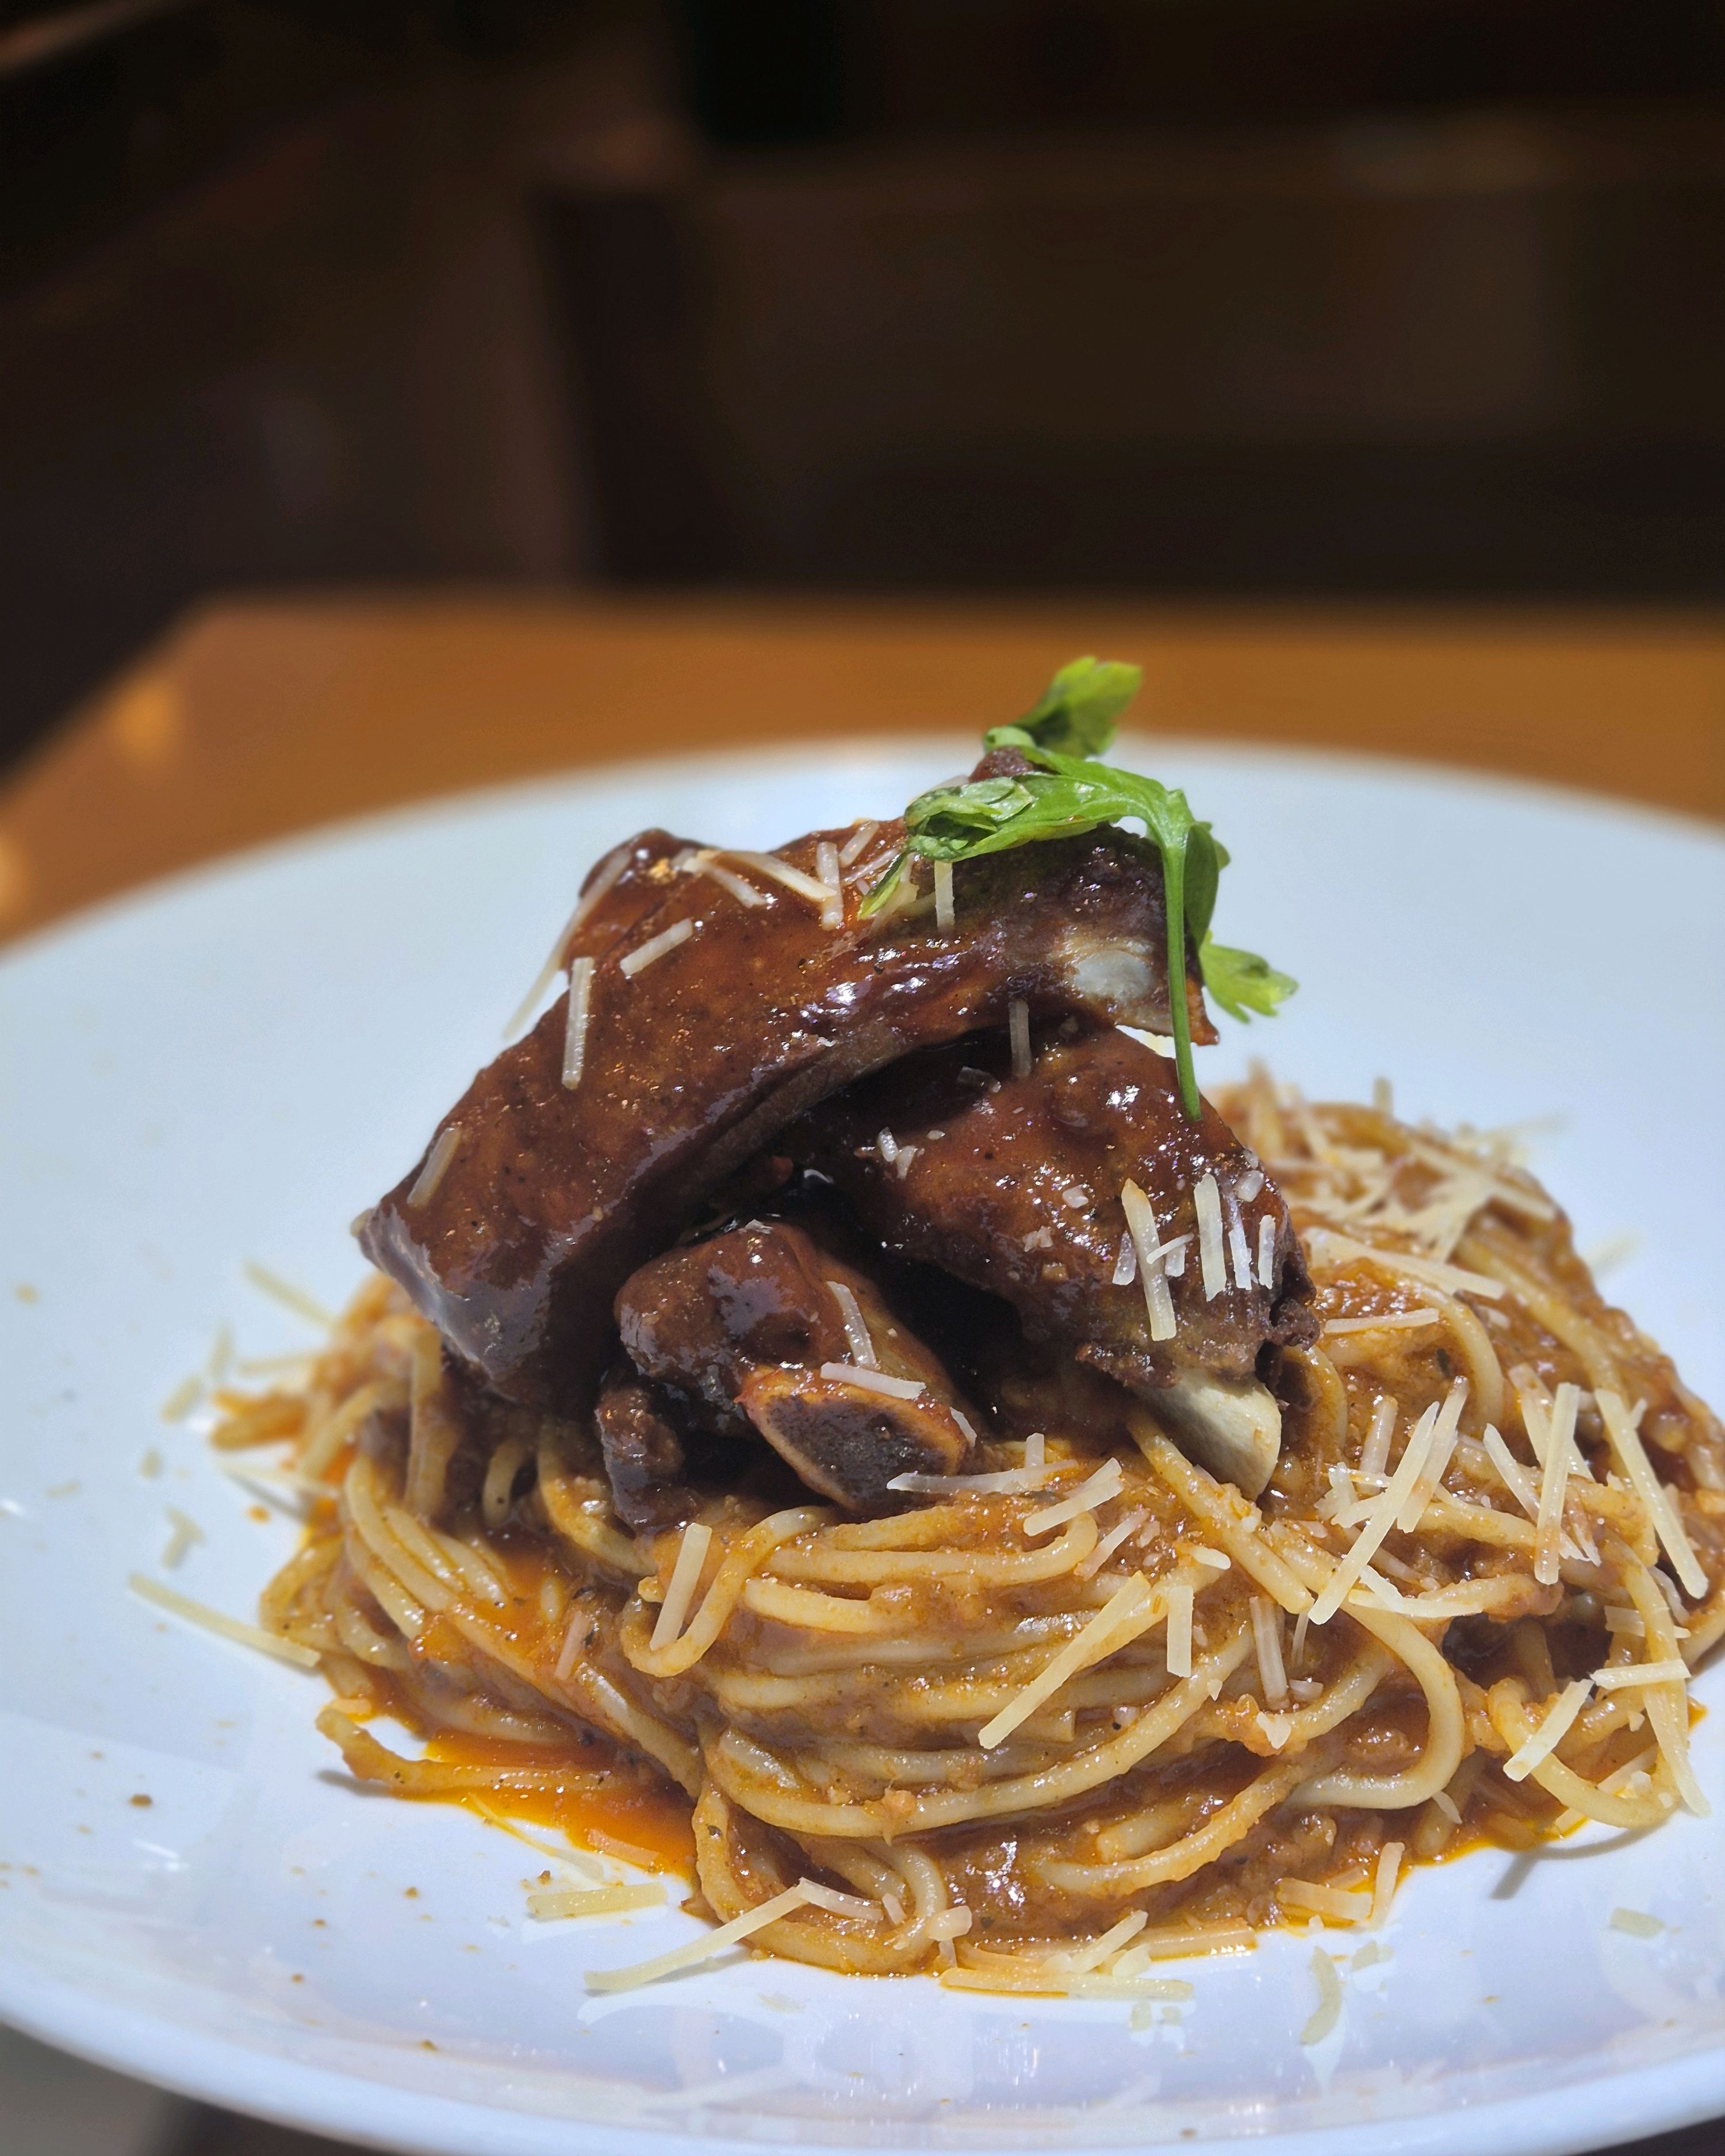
[5,0,1725,772]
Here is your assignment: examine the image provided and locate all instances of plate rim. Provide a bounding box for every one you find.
[1,1949,1720,2156]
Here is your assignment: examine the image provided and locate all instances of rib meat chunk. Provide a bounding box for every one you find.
[611,1219,980,1512]
[785,1025,1316,1494]
[363,805,1212,1410]
[593,1372,701,1532]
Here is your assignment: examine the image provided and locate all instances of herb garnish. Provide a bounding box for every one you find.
[859,657,1294,1119]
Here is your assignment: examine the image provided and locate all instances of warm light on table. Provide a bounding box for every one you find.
[1,593,1722,945]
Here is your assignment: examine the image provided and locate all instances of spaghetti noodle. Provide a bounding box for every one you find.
[237,1068,1723,1988]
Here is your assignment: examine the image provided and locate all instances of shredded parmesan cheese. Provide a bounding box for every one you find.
[1534,1380,1580,1585]
[1278,1879,1371,1925]
[1023,1457,1123,1538]
[554,1608,586,1682]
[159,1375,203,1422]
[160,1508,204,1568]
[1609,1907,1664,1939]
[1504,1678,1590,1781]
[1076,1509,1148,1579]
[1255,1213,1276,1289]
[242,1262,333,1330]
[1308,1399,1442,1624]
[1368,1840,1404,1929]
[1250,1594,1289,1706]
[694,857,768,908]
[1120,1180,1178,1341]
[561,956,595,1089]
[1300,1948,1344,2045]
[723,850,844,910]
[887,1464,1056,1497]
[528,1882,665,1921]
[502,838,631,1038]
[1228,1214,1254,1291]
[1359,1395,1397,1480]
[584,1880,817,1992]
[129,1573,319,1668]
[933,858,955,930]
[826,1280,876,1367]
[1482,1425,1541,1520]
[799,1879,883,1920]
[1044,1910,1148,1975]
[1597,1391,1708,1599]
[406,1124,463,1210]
[815,841,844,929]
[1164,1580,1194,1678]
[1397,1378,1466,1530]
[837,822,878,869]
[619,918,695,979]
[1194,1174,1227,1299]
[818,1363,924,1400]
[650,1522,714,1652]
[1324,1309,1441,1337]
[977,1572,1152,1749]
[1009,998,1032,1079]
[1111,1231,1138,1287]
[1113,1922,1255,1969]
[1592,1659,1691,1691]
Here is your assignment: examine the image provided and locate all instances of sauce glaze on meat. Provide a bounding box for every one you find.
[363,805,1212,1411]
[362,795,1314,1511]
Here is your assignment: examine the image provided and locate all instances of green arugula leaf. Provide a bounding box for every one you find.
[984,655,1143,760]
[860,657,1292,1118]
[1199,936,1298,1024]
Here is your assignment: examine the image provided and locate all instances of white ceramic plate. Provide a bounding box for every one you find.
[1,740,1722,2156]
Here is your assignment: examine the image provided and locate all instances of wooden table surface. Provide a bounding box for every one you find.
[1,594,1721,2156]
[2,591,1723,942]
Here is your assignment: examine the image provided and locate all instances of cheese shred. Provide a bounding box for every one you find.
[1300,1948,1345,2045]
[650,1522,714,1652]
[1009,998,1032,1079]
[1597,1391,1708,1599]
[1194,1174,1228,1299]
[561,957,595,1089]
[130,1572,320,1668]
[1503,1678,1590,1782]
[584,1880,818,1992]
[1120,1180,1178,1342]
[977,1572,1152,1750]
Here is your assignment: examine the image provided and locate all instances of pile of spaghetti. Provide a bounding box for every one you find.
[231,1072,1723,1989]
